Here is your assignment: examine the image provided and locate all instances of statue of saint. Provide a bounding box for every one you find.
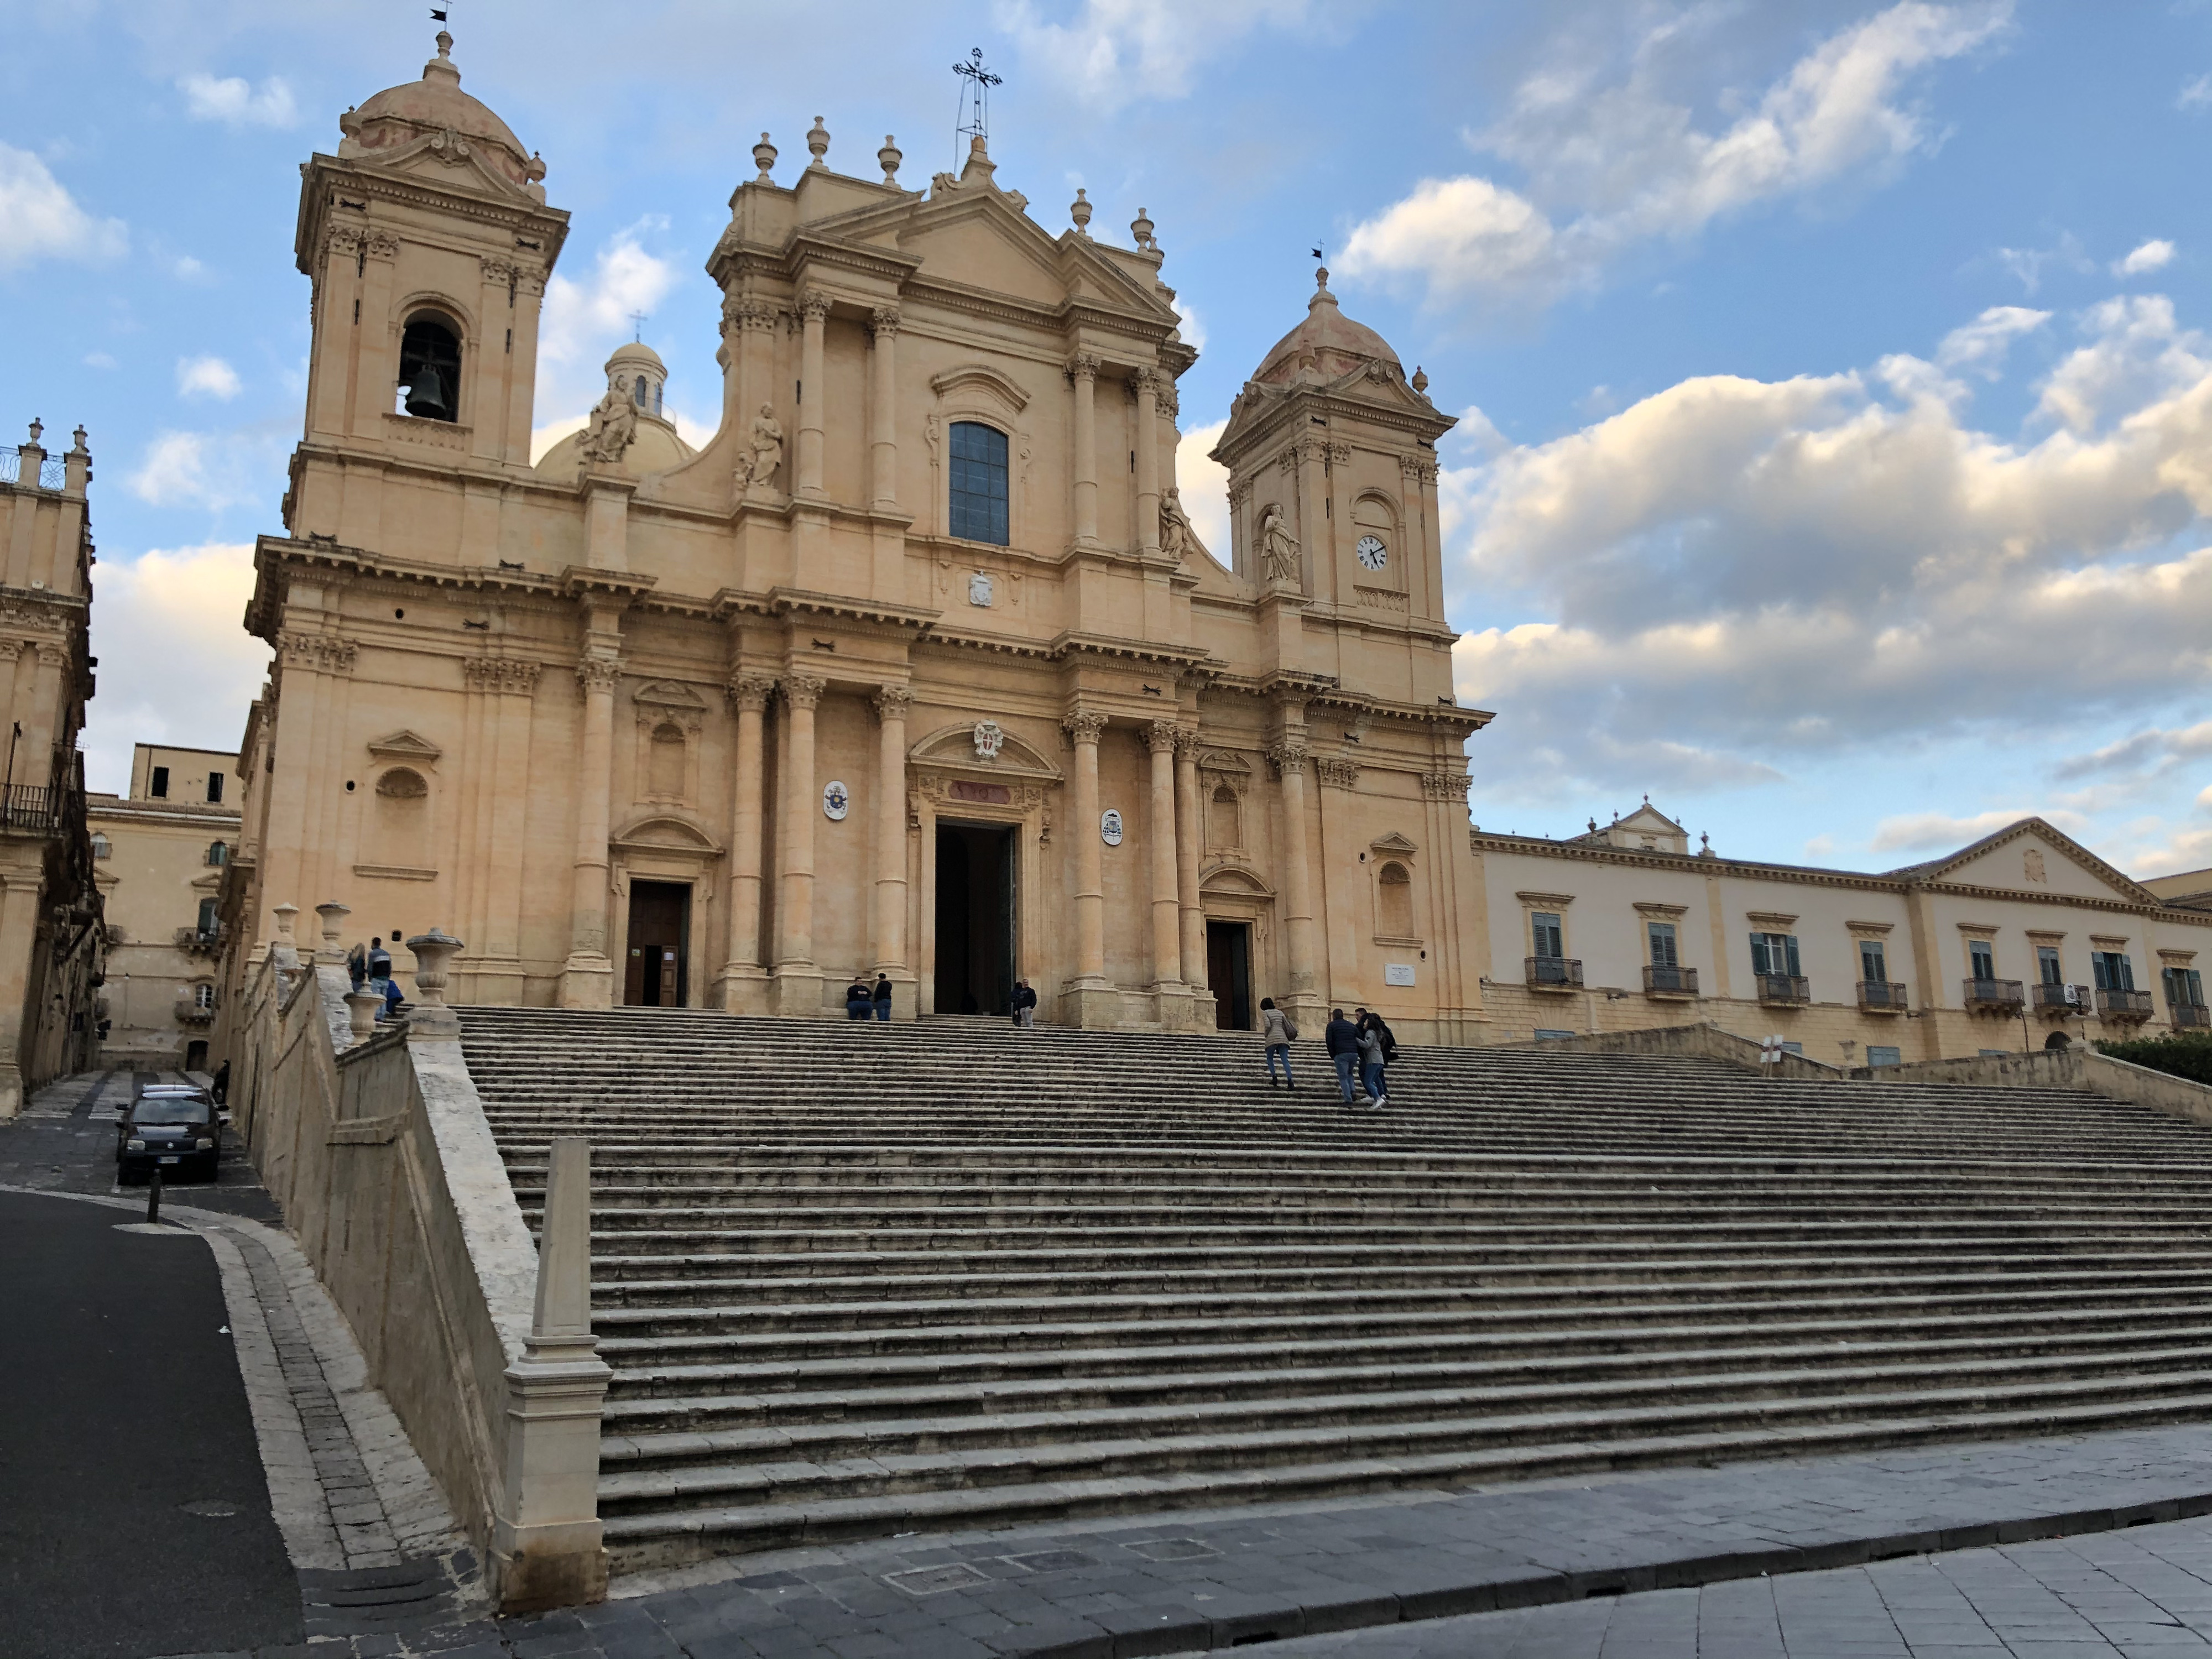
[577,376,637,465]
[1258,503,1301,585]
[740,403,784,491]
[1159,487,1200,563]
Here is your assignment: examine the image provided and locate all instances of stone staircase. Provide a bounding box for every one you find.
[457,1006,2212,1573]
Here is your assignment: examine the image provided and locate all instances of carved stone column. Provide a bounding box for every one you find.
[1173,727,1206,993]
[561,654,619,1008]
[715,673,775,1013]
[1062,708,1114,1026]
[1271,740,1320,1012]
[1133,369,1162,556]
[1145,721,1185,1016]
[1068,354,1099,545]
[796,291,829,498]
[772,674,827,1014]
[871,685,912,1005]
[1316,757,1363,1003]
[869,307,900,510]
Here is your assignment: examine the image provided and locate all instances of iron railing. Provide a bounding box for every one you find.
[0,785,61,832]
[1857,980,1908,1012]
[1525,955,1583,989]
[2031,982,2091,1015]
[1755,973,1811,1005]
[1963,977,2025,1013]
[2173,1002,2210,1031]
[2098,988,2154,1021]
[1642,964,1698,997]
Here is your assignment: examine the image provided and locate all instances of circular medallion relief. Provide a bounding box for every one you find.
[1100,808,1124,847]
[822,781,850,821]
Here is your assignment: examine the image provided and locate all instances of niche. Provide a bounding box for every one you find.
[374,766,431,869]
[1376,859,1415,940]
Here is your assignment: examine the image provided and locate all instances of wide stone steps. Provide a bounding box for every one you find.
[452,1005,2212,1571]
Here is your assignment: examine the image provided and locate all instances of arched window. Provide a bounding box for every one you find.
[1207,786,1240,851]
[89,832,109,860]
[1377,861,1415,938]
[647,721,686,799]
[949,421,1010,545]
[397,314,462,422]
[206,840,227,867]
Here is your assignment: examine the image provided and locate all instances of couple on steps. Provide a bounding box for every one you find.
[1260,998,1394,1108]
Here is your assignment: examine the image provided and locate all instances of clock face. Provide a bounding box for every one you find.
[1356,534,1388,571]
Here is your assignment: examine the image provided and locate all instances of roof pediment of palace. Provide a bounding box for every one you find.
[609,812,723,857]
[1896,817,2157,905]
[366,729,443,764]
[909,721,1062,782]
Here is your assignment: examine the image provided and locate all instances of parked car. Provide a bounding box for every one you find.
[117,1087,219,1183]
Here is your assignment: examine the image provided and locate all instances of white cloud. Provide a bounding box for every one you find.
[996,0,1332,109]
[1445,293,2212,802]
[82,544,268,795]
[2180,73,2212,110]
[536,222,680,435]
[1870,807,2091,855]
[1933,304,2048,378]
[127,431,254,510]
[176,355,241,400]
[2114,238,2176,276]
[1174,419,1230,562]
[1171,296,1206,353]
[1341,2,2009,308]
[528,415,586,466]
[178,72,299,129]
[0,141,126,270]
[2055,721,2212,780]
[84,352,117,371]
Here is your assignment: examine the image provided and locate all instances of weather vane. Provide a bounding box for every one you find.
[952,47,1002,164]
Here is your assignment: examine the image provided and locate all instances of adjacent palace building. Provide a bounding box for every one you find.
[211,33,2212,1062]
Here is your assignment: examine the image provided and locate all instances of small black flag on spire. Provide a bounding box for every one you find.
[1311,247,1323,260]
[431,7,448,20]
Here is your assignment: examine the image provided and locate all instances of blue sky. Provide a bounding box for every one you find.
[3,0,2209,877]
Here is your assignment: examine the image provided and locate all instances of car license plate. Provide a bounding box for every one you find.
[158,1156,180,1165]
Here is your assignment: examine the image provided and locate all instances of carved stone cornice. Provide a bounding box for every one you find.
[575,656,622,695]
[1062,709,1108,744]
[34,642,67,669]
[726,672,776,713]
[1324,442,1353,466]
[463,656,542,694]
[871,684,914,721]
[1266,743,1308,779]
[781,673,827,709]
[1314,758,1361,791]
[513,265,546,297]
[721,295,778,337]
[278,632,358,674]
[1130,367,1164,400]
[1146,717,1180,754]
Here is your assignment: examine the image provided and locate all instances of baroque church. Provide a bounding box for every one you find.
[218,32,1492,1041]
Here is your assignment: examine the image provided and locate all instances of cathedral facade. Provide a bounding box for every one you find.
[219,34,1493,1041]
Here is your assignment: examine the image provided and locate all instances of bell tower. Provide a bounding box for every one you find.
[289,29,568,536]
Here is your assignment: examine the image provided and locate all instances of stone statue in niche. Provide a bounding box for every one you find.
[738,403,784,492]
[1258,503,1301,585]
[578,375,638,465]
[1159,487,1200,563]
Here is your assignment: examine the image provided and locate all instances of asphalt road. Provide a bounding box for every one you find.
[0,1189,301,1658]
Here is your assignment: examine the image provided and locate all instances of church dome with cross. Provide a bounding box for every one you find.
[535,342,695,478]
[1249,268,1404,387]
[338,29,544,192]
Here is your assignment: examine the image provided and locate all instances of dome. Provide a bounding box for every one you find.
[1250,268,1402,387]
[338,32,543,190]
[535,343,695,478]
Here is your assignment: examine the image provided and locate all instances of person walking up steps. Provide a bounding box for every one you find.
[1355,1010,1389,1110]
[1325,1008,1360,1105]
[1259,997,1298,1088]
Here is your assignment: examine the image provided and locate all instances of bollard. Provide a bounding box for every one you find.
[147,1167,161,1224]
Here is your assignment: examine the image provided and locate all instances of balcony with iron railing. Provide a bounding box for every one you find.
[1642,964,1698,999]
[1755,973,1811,1006]
[2098,987,2154,1022]
[174,925,224,959]
[174,995,215,1027]
[1525,955,1583,991]
[0,784,62,833]
[2031,982,2092,1016]
[1856,980,1908,1013]
[2173,1001,2210,1031]
[1963,977,2026,1014]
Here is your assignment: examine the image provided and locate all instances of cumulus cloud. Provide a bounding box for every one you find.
[1933,305,2048,378]
[127,432,256,511]
[177,72,299,129]
[1175,419,1230,562]
[1870,807,2091,855]
[1446,292,2212,804]
[536,221,679,434]
[81,544,269,794]
[2114,238,2176,276]
[0,142,126,270]
[1341,1,2008,308]
[2055,721,2212,781]
[995,0,1334,109]
[176,355,241,400]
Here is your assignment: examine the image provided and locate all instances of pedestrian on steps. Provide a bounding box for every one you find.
[346,940,368,990]
[873,976,894,1022]
[844,978,873,1019]
[1325,1008,1360,1104]
[1010,978,1038,1028]
[1355,1010,1389,1109]
[1259,997,1298,1088]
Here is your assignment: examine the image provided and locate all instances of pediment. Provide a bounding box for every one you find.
[190,870,224,893]
[1618,803,1686,836]
[1913,818,2155,904]
[1369,831,1418,857]
[930,362,1030,413]
[367,728,443,764]
[361,132,541,205]
[1200,860,1274,898]
[609,812,723,856]
[632,680,708,707]
[1197,749,1251,774]
[910,721,1061,780]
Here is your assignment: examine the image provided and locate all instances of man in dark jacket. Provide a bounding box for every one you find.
[1010,979,1039,1028]
[1324,1009,1361,1104]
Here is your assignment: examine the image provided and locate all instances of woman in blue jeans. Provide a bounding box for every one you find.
[1259,997,1296,1087]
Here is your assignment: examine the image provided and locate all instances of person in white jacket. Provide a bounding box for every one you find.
[1259,997,1298,1088]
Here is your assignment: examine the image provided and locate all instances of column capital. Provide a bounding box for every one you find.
[1066,352,1100,384]
[798,289,833,323]
[869,305,901,336]
[1146,717,1180,755]
[1421,769,1470,800]
[576,655,622,695]
[1172,726,1202,760]
[465,657,544,695]
[278,632,358,675]
[1130,366,1164,400]
[870,683,914,721]
[1267,742,1308,779]
[781,673,827,710]
[1062,708,1108,744]
[478,253,517,283]
[1314,757,1361,791]
[725,671,776,712]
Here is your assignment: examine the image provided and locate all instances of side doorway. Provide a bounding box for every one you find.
[623,880,692,1006]
[1206,920,1253,1030]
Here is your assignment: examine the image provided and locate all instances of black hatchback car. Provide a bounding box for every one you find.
[117,1088,220,1182]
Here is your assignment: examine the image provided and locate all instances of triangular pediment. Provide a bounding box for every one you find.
[632,680,708,707]
[1370,831,1419,857]
[910,721,1061,780]
[1893,817,2156,904]
[367,728,443,763]
[1618,803,1685,836]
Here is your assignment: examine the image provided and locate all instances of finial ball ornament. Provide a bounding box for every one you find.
[753,132,778,182]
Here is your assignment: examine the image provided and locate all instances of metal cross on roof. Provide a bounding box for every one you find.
[953,47,1002,163]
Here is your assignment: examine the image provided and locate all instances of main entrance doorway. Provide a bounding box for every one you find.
[935,822,1016,1015]
[624,880,691,1006]
[1207,920,1253,1030]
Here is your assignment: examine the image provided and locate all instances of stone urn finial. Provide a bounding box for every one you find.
[752,131,777,182]
[26,418,43,447]
[272,902,298,943]
[1070,187,1092,235]
[314,901,351,964]
[343,988,383,1041]
[806,116,830,168]
[404,927,464,1041]
[878,134,901,185]
[1130,206,1155,250]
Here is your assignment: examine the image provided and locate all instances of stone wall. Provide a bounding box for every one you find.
[1490,1019,1843,1080]
[1853,1046,2212,1128]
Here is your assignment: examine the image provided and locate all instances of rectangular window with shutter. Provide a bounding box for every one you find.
[1859,940,1887,982]
[2093,950,2134,992]
[1531,912,1563,958]
[1969,940,1996,981]
[1866,1045,1902,1068]
[1647,922,1678,967]
[2037,945,2063,986]
[1750,932,1800,976]
[2162,966,2203,1007]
